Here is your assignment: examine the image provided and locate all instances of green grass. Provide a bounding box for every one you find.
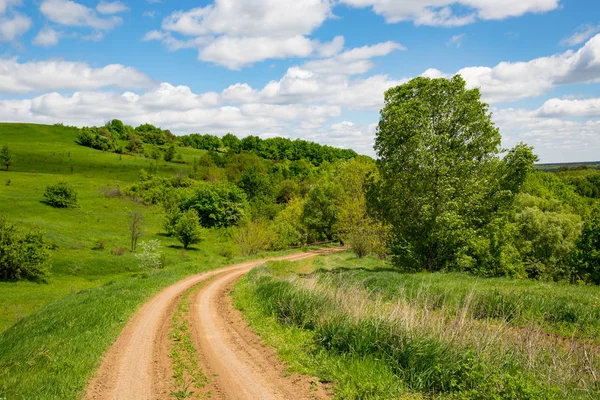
[0,122,296,398]
[305,254,600,340]
[168,282,210,400]
[233,253,600,399]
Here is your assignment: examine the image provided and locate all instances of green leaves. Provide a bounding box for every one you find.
[371,75,538,273]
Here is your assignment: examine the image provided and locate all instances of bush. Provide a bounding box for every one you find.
[43,181,78,208]
[174,209,204,249]
[135,240,162,269]
[234,220,273,256]
[0,216,50,281]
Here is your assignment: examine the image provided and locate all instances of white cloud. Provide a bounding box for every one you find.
[536,97,600,118]
[425,34,600,103]
[493,108,600,163]
[142,10,157,18]
[199,36,316,70]
[446,33,465,48]
[303,41,405,75]
[560,24,600,47]
[0,59,155,94]
[40,0,122,30]
[33,27,60,47]
[96,1,128,15]
[339,0,558,26]
[162,0,331,38]
[0,0,21,15]
[0,12,31,41]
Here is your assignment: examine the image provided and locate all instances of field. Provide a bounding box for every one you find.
[233,252,600,399]
[0,123,300,398]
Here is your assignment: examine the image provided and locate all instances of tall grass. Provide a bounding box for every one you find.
[237,260,600,399]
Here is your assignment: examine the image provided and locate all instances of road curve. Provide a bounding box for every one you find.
[84,249,339,400]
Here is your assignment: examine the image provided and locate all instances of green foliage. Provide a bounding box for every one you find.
[181,182,248,228]
[126,134,144,154]
[572,206,600,284]
[164,145,176,162]
[369,75,538,274]
[0,144,13,171]
[0,216,49,282]
[237,166,273,200]
[76,126,116,151]
[43,180,78,208]
[222,133,241,153]
[301,185,339,241]
[173,209,203,249]
[106,119,125,139]
[238,262,572,399]
[234,220,273,256]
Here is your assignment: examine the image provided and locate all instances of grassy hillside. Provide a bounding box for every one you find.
[234,253,600,399]
[0,123,218,332]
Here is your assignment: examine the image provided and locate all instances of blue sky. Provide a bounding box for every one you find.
[0,0,599,162]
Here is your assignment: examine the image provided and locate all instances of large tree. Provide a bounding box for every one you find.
[369,75,532,271]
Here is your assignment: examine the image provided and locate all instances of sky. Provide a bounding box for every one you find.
[0,0,599,162]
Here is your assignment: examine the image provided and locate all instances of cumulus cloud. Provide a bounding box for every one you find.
[339,0,559,26]
[32,27,61,47]
[0,12,31,41]
[199,36,317,70]
[536,97,600,118]
[146,0,341,68]
[96,1,128,15]
[0,59,155,94]
[161,0,331,38]
[493,108,600,162]
[425,34,600,103]
[40,0,122,30]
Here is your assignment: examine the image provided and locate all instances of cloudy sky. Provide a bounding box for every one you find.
[0,0,599,162]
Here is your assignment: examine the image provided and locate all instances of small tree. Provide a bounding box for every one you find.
[129,211,144,252]
[135,240,162,269]
[127,135,144,154]
[234,220,273,256]
[174,209,203,249]
[0,216,49,281]
[164,145,176,162]
[1,144,13,171]
[44,181,78,208]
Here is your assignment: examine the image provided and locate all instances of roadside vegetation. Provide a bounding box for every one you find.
[234,253,600,399]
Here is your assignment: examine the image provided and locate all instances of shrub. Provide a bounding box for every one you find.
[234,220,273,256]
[43,181,78,208]
[174,209,204,249]
[135,240,162,269]
[0,216,49,281]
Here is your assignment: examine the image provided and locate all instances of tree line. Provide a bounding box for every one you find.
[75,120,357,165]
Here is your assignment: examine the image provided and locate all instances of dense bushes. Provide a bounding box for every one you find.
[43,181,78,208]
[0,216,49,281]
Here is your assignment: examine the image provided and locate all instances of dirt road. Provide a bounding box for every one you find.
[84,249,338,400]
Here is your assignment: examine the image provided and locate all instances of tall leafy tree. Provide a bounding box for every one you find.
[369,75,506,271]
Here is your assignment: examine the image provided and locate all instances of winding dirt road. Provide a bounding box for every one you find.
[84,249,338,400]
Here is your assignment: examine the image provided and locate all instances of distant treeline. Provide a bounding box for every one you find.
[74,119,358,165]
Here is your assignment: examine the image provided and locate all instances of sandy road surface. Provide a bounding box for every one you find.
[84,249,339,400]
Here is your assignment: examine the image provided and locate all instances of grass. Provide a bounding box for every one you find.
[169,282,210,400]
[233,253,600,399]
[0,122,307,398]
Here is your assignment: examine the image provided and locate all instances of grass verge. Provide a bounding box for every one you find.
[232,254,600,399]
[169,282,210,399]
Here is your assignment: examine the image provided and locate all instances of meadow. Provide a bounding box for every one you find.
[0,123,301,398]
[233,252,600,399]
